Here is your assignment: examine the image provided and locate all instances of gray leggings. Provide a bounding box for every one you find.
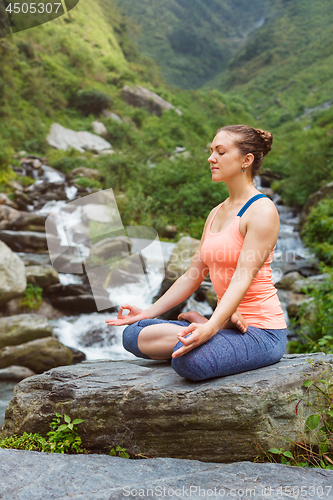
[122,319,288,381]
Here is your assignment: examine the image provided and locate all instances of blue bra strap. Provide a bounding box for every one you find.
[237,194,268,217]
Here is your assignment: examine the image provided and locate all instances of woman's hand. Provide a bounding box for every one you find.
[105,304,150,326]
[171,322,217,359]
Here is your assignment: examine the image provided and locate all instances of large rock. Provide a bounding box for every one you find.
[122,85,182,117]
[298,181,333,231]
[0,241,26,306]
[3,353,332,462]
[0,230,60,252]
[25,265,59,288]
[92,120,108,137]
[46,123,112,153]
[0,337,73,374]
[3,213,47,232]
[0,365,35,382]
[0,314,53,349]
[0,450,332,500]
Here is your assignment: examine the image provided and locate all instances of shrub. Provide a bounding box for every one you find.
[19,283,43,311]
[74,89,111,117]
[301,198,333,266]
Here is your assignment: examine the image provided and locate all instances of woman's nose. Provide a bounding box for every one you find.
[208,154,216,163]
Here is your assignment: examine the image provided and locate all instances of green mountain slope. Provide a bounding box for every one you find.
[0,0,255,238]
[116,0,268,89]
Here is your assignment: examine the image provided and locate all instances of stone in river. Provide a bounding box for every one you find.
[0,241,26,306]
[0,365,35,382]
[0,450,332,500]
[0,314,53,349]
[3,353,332,463]
[0,337,73,374]
[25,265,59,288]
[0,230,60,252]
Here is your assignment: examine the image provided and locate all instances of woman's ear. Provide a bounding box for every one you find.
[244,153,254,167]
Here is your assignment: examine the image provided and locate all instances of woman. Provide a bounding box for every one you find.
[106,124,288,381]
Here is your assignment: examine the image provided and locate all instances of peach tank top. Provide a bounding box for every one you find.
[200,198,287,329]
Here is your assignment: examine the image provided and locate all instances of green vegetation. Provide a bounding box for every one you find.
[262,368,333,470]
[0,413,86,454]
[110,445,130,458]
[301,199,333,266]
[19,284,43,311]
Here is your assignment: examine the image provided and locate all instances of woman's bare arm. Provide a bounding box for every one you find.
[172,201,280,357]
[106,206,218,325]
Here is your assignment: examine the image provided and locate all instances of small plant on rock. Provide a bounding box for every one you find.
[46,413,86,454]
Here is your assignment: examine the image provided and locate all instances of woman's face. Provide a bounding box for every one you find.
[208,131,244,181]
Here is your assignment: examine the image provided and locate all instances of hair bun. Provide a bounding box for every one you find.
[255,129,273,156]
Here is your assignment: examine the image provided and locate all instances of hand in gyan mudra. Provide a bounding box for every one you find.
[105,304,150,326]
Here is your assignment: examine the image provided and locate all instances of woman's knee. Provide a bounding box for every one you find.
[122,322,151,360]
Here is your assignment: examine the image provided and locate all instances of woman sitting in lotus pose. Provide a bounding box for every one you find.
[106,124,288,381]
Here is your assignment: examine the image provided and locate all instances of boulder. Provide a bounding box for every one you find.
[286,294,315,320]
[0,242,26,306]
[0,205,20,227]
[25,265,59,288]
[0,450,332,500]
[0,314,53,349]
[0,230,60,252]
[5,298,65,319]
[46,123,112,153]
[122,85,182,117]
[102,109,123,122]
[3,213,47,232]
[275,271,304,290]
[3,353,332,462]
[0,365,35,382]
[298,181,333,231]
[292,273,330,294]
[0,337,73,374]
[89,236,131,261]
[92,120,108,137]
[0,193,19,209]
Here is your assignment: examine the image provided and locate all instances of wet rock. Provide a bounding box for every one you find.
[0,193,19,209]
[1,450,333,500]
[5,298,65,319]
[0,205,20,228]
[4,213,47,232]
[89,236,131,261]
[0,365,35,382]
[0,242,26,306]
[0,230,60,252]
[298,181,333,231]
[46,123,112,153]
[275,271,304,290]
[0,337,73,374]
[25,265,59,288]
[49,294,114,314]
[0,314,53,349]
[68,347,86,364]
[122,85,182,117]
[2,353,333,462]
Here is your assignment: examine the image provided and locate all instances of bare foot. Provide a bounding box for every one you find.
[177,311,209,324]
[222,310,248,333]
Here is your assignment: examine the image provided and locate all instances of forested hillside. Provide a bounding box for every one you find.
[0,0,254,237]
[116,0,268,89]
